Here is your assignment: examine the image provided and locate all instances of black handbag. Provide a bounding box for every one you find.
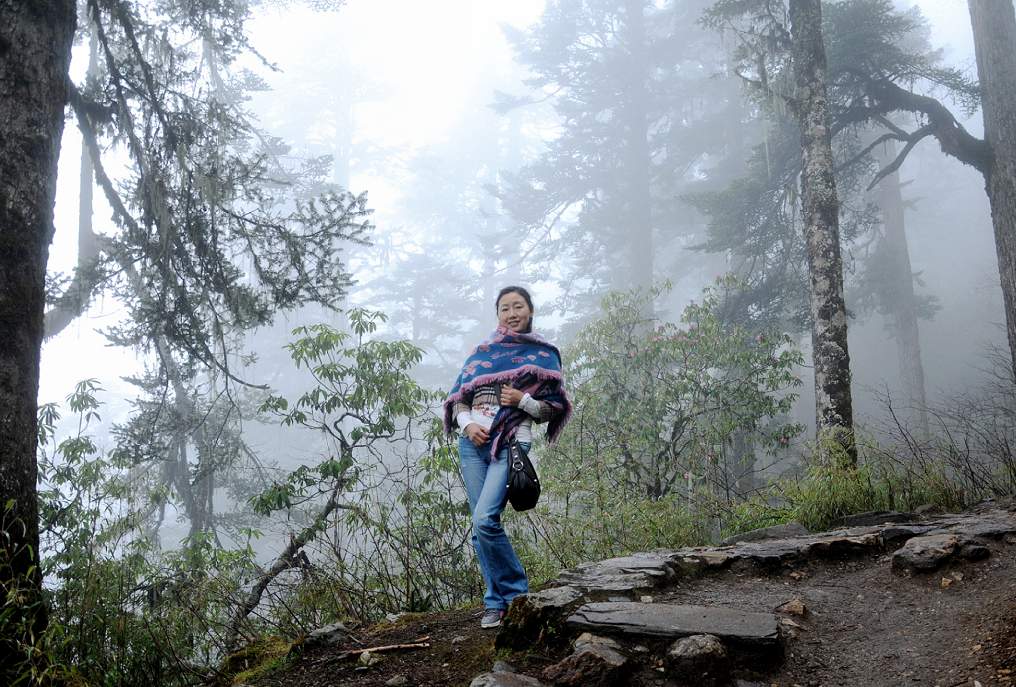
[506,438,541,512]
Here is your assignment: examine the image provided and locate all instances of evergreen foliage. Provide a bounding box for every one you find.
[693,0,974,332]
[494,0,741,322]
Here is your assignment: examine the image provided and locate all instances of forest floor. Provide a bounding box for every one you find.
[246,533,1016,687]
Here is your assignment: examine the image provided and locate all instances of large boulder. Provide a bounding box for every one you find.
[891,533,965,573]
[496,586,585,650]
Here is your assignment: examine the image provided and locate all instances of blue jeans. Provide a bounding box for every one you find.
[458,436,530,610]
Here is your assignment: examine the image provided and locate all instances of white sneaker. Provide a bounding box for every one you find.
[480,609,504,629]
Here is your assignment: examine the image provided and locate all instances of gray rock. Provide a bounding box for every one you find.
[573,632,621,651]
[469,672,546,687]
[834,511,914,528]
[304,621,350,646]
[556,551,681,595]
[880,524,936,548]
[948,516,1016,540]
[359,650,383,667]
[673,550,735,576]
[541,632,629,686]
[892,533,960,572]
[492,660,516,673]
[385,676,409,687]
[725,531,882,571]
[451,635,467,645]
[721,522,808,546]
[959,542,991,560]
[666,634,728,685]
[566,602,780,650]
[496,586,585,650]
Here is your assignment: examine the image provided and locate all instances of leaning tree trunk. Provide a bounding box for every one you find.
[874,142,930,439]
[789,0,857,465]
[0,0,76,674]
[968,0,1016,383]
[45,21,102,340]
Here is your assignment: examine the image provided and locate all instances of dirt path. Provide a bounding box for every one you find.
[251,536,1016,687]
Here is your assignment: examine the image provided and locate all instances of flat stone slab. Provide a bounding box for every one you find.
[834,510,915,528]
[556,551,681,594]
[566,602,780,648]
[721,522,808,545]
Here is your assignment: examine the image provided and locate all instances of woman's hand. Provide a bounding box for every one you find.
[463,423,490,446]
[499,387,524,407]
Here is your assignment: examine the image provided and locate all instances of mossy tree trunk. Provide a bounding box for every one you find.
[789,0,857,465]
[0,0,76,674]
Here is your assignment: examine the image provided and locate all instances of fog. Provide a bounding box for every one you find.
[36,0,1007,574]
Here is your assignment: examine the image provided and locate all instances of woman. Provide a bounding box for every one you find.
[443,286,571,629]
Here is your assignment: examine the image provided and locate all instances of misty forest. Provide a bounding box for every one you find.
[2,0,1016,684]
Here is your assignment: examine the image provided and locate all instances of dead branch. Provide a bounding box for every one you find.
[336,637,431,660]
[225,477,350,651]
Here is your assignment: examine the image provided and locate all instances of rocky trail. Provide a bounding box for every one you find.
[246,504,1016,687]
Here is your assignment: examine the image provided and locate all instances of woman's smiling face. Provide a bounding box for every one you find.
[497,291,533,333]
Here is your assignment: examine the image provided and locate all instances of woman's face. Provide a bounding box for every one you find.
[497,291,533,333]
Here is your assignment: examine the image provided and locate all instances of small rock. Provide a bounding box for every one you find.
[469,671,546,687]
[778,617,805,639]
[666,634,729,686]
[940,577,954,589]
[385,676,409,687]
[640,595,654,603]
[959,542,991,561]
[775,598,808,617]
[788,570,806,581]
[541,632,629,687]
[633,645,649,653]
[304,621,350,647]
[359,650,383,667]
[914,503,943,516]
[492,660,516,673]
[573,632,621,651]
[451,635,467,645]
[385,612,405,623]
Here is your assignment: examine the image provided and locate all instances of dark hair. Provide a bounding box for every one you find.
[495,285,534,333]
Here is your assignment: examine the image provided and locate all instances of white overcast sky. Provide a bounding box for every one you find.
[40,0,980,411]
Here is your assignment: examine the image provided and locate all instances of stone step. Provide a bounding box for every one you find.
[566,602,781,651]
